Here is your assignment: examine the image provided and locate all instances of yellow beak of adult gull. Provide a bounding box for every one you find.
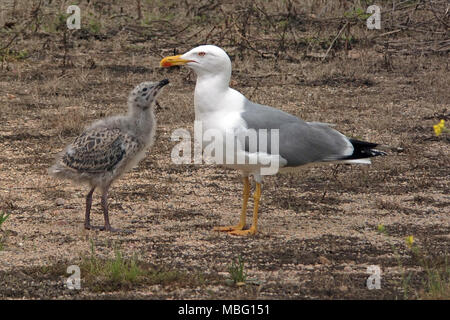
[160,55,194,67]
[159,45,386,237]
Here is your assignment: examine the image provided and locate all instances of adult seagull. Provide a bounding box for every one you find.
[160,45,385,236]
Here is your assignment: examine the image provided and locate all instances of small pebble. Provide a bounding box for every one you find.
[318,256,331,265]
[339,285,348,292]
[344,266,352,272]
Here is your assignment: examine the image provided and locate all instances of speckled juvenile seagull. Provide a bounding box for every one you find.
[160,45,386,236]
[49,79,169,232]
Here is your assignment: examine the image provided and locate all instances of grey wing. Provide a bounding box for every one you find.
[240,101,353,167]
[62,127,138,173]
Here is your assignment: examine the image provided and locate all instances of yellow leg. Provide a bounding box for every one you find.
[229,182,261,236]
[214,177,250,232]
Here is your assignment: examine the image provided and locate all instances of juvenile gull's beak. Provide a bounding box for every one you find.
[153,79,169,96]
[151,79,169,111]
[152,79,169,97]
[157,78,169,88]
[160,55,194,67]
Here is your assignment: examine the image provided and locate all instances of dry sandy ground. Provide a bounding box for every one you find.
[0,14,449,299]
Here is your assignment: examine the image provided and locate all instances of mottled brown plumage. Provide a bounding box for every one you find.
[49,79,169,232]
[62,128,138,173]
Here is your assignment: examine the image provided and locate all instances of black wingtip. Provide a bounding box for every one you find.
[343,138,387,160]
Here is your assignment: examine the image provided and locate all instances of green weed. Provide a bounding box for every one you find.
[0,211,10,229]
[377,224,449,299]
[79,241,191,291]
[228,255,247,285]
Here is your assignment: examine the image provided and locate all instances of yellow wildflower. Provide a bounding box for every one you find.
[434,124,442,136]
[433,119,446,137]
[405,235,414,248]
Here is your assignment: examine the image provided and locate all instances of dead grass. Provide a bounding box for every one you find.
[377,225,450,300]
[79,241,205,292]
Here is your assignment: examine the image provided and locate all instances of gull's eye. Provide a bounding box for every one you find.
[198,52,206,57]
